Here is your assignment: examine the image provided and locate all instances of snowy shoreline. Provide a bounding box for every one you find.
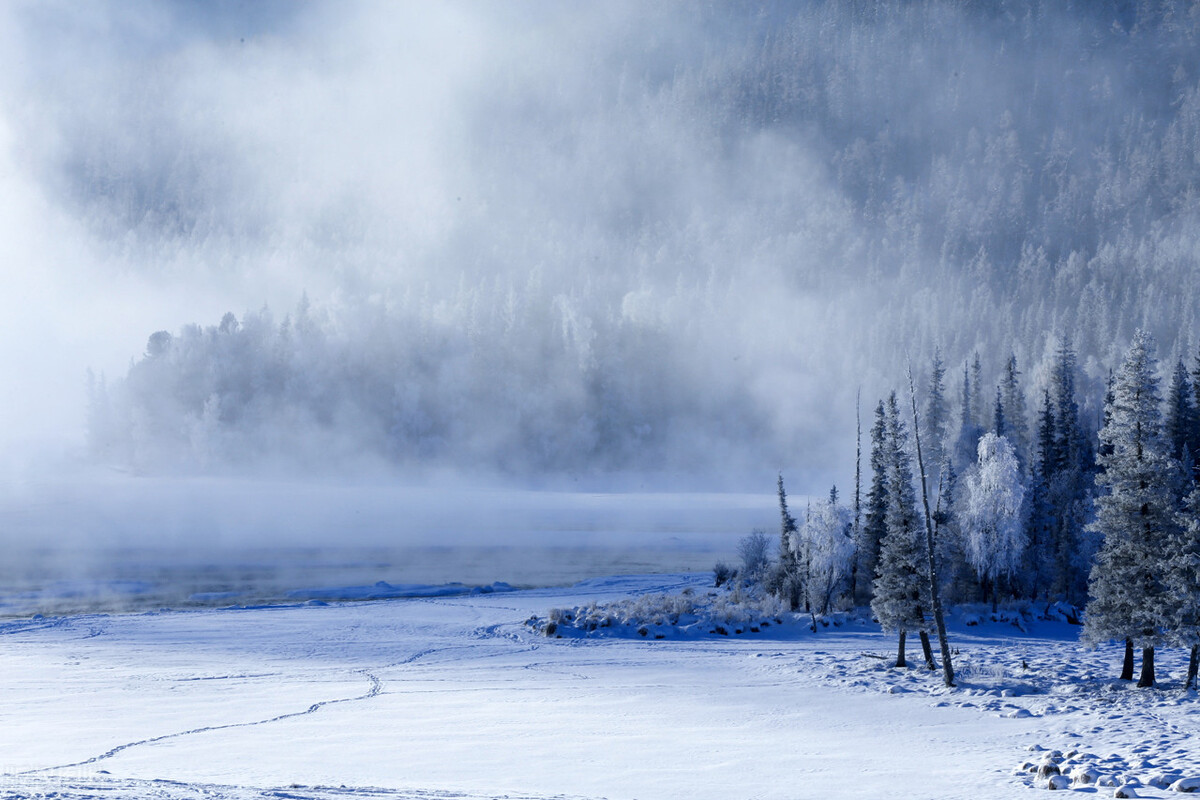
[0,572,1196,799]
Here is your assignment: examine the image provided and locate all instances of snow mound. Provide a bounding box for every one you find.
[525,583,828,640]
[1016,744,1200,795]
[1171,777,1200,793]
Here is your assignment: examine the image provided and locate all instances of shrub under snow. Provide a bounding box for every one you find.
[528,583,794,639]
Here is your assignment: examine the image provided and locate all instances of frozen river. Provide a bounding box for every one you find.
[0,474,778,615]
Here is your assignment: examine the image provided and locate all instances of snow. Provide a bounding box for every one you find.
[0,574,1197,799]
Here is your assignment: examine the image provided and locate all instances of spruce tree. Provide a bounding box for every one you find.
[1164,360,1196,474]
[1084,331,1181,687]
[776,473,801,610]
[1169,488,1200,689]
[1047,340,1093,603]
[1022,390,1056,599]
[999,353,1029,472]
[923,349,949,484]
[871,393,927,668]
[971,352,985,432]
[857,400,889,604]
[993,386,1006,439]
[953,363,983,473]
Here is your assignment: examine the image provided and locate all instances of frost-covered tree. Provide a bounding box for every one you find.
[798,487,855,615]
[1168,488,1200,689]
[1084,331,1181,687]
[871,393,927,667]
[999,354,1030,472]
[962,433,1026,610]
[857,400,889,604]
[772,474,803,610]
[1164,360,1196,484]
[922,349,949,485]
[970,352,985,432]
[1046,340,1094,603]
[1022,390,1056,599]
[952,362,984,474]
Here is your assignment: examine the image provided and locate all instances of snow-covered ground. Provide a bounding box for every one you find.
[0,574,1196,799]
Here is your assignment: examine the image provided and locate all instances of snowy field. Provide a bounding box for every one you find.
[1,573,1197,799]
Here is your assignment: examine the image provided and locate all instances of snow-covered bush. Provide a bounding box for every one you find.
[529,581,794,639]
[797,495,855,614]
[737,529,772,582]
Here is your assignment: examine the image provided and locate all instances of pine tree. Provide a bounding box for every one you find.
[993,386,1006,439]
[922,349,949,484]
[971,352,985,432]
[871,393,927,668]
[775,473,802,610]
[1047,340,1093,603]
[953,362,984,473]
[1022,390,1056,599]
[999,353,1029,472]
[1164,360,1196,467]
[857,400,889,604]
[1084,331,1181,688]
[1169,488,1200,689]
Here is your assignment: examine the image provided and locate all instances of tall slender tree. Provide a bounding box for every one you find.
[1164,360,1195,460]
[1084,331,1181,688]
[908,366,955,686]
[1022,390,1056,599]
[775,473,802,610]
[1047,339,1094,603]
[858,400,889,604]
[1169,487,1200,689]
[999,353,1029,472]
[923,349,949,485]
[871,393,927,668]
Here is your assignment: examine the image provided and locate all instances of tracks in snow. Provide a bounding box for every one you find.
[0,775,606,800]
[13,669,384,777]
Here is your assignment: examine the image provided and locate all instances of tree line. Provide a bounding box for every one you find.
[768,332,1200,689]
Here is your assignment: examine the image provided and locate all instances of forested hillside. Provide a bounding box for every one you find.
[83,2,1200,482]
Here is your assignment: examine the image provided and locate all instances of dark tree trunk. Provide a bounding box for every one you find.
[1187,645,1199,690]
[896,629,907,668]
[1121,638,1135,681]
[919,630,937,670]
[1137,646,1156,688]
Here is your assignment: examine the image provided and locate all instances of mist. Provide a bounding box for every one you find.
[2,2,1200,590]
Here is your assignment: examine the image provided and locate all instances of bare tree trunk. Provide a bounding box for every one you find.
[1121,638,1134,681]
[919,630,937,671]
[1187,644,1199,690]
[1137,646,1155,688]
[896,629,907,668]
[906,364,955,687]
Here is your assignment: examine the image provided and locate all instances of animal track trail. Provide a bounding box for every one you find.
[11,669,383,777]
